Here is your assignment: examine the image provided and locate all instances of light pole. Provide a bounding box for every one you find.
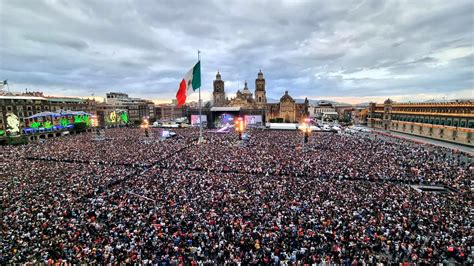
[235,117,244,140]
[141,118,150,137]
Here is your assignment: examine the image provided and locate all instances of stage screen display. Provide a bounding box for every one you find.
[244,115,262,126]
[106,110,128,125]
[191,115,207,126]
[218,113,234,126]
[6,112,20,136]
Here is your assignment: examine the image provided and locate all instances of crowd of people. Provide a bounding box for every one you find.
[164,130,472,192]
[1,128,472,264]
[15,128,197,166]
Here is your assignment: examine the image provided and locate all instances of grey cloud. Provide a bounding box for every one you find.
[0,0,472,101]
[24,33,89,51]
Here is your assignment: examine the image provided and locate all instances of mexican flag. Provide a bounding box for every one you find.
[176,61,201,107]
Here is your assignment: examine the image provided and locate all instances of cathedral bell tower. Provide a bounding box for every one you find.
[255,69,267,108]
[213,71,225,107]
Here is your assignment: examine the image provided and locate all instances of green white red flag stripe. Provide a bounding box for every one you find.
[176,61,201,107]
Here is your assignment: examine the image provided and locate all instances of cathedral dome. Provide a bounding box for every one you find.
[280,90,294,102]
[384,98,393,104]
[242,81,252,94]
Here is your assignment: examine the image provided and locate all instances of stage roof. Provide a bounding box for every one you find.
[210,107,241,112]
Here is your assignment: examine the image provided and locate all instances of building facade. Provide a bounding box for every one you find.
[155,104,186,121]
[368,99,474,146]
[211,70,308,124]
[309,102,336,119]
[266,91,309,123]
[104,92,155,124]
[0,92,97,142]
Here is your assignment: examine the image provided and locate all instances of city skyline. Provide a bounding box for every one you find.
[1,0,473,104]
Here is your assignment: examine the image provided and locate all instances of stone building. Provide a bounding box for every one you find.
[266,91,309,123]
[212,70,268,109]
[0,92,97,142]
[368,99,474,146]
[208,70,308,124]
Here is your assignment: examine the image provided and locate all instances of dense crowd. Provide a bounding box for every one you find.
[1,128,472,264]
[165,130,472,191]
[15,128,197,166]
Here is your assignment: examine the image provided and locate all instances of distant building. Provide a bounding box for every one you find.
[155,104,186,121]
[0,92,97,142]
[103,92,155,124]
[368,99,474,146]
[266,91,308,123]
[322,111,339,121]
[202,70,308,126]
[309,102,336,119]
[352,107,368,125]
[212,70,268,109]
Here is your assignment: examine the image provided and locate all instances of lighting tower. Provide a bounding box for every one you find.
[301,118,311,150]
[235,117,245,140]
[141,118,150,137]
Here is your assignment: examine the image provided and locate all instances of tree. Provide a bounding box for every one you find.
[7,136,28,145]
[74,122,88,132]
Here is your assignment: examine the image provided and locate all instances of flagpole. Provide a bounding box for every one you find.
[198,50,203,144]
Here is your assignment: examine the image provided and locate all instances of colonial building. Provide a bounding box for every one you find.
[266,91,309,123]
[208,70,308,125]
[0,92,97,142]
[368,99,474,146]
[213,70,268,109]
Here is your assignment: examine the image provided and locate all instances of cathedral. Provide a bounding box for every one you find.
[213,70,267,109]
[211,70,308,123]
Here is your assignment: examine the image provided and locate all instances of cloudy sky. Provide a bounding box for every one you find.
[0,0,473,104]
